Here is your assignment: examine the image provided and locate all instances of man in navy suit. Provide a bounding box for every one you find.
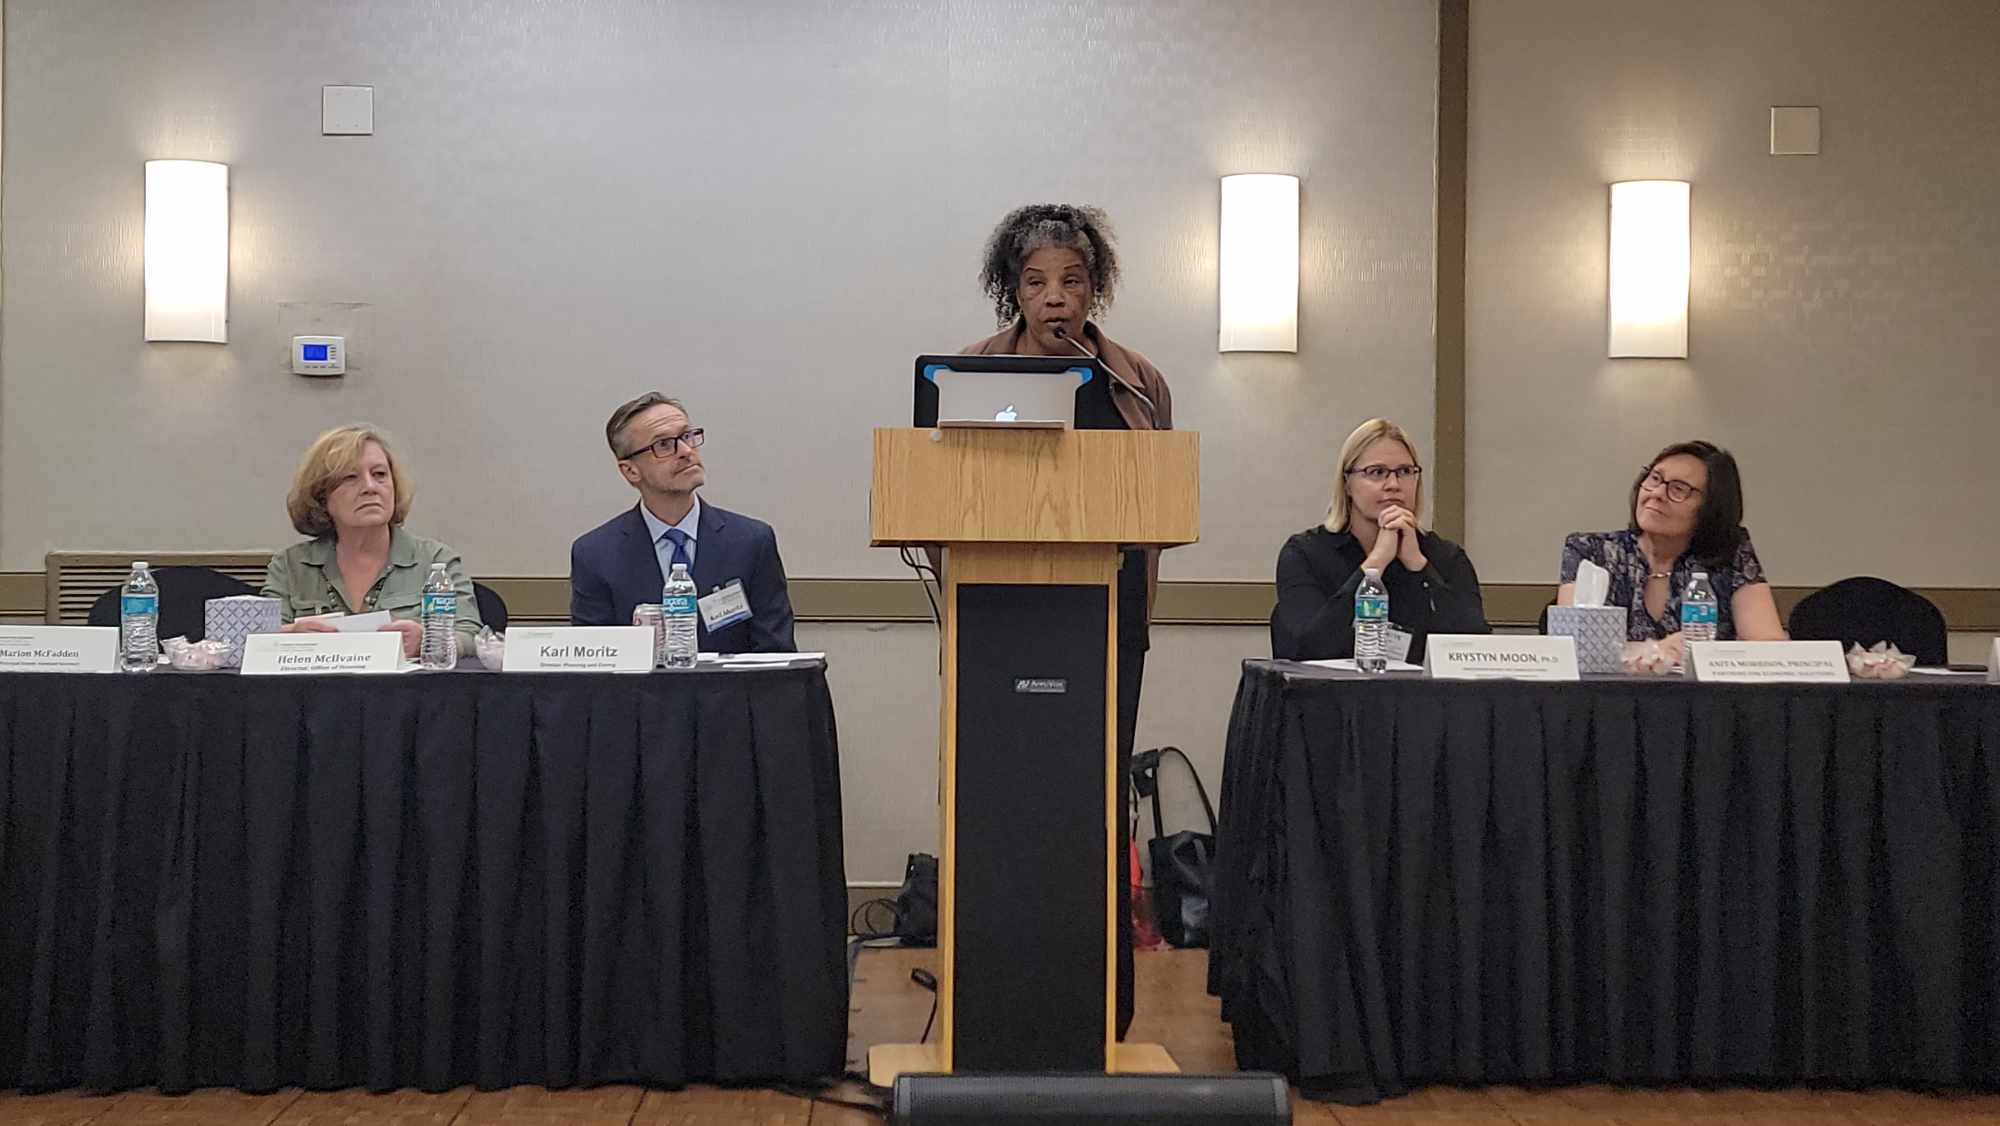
[570,392,797,652]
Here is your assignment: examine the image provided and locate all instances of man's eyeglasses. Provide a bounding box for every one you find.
[1345,465,1422,483]
[620,428,705,460]
[1639,468,1702,503]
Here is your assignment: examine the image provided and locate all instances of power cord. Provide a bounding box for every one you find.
[898,546,942,630]
[911,967,939,1043]
[899,545,945,673]
[850,896,900,941]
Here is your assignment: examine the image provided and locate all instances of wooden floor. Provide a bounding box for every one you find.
[6,947,2000,1124]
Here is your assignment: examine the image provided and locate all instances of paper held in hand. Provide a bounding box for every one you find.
[297,609,393,633]
[1686,640,1849,684]
[1424,635,1580,681]
[241,631,404,675]
[0,625,119,673]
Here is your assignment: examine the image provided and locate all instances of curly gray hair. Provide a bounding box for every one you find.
[978,203,1121,326]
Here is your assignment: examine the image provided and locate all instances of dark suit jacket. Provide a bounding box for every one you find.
[569,499,797,653]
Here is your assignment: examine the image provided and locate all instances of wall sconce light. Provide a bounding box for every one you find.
[1219,173,1299,353]
[144,160,229,342]
[1607,179,1688,358]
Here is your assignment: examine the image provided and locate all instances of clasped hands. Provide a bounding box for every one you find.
[1363,505,1428,574]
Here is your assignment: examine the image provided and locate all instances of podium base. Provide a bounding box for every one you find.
[867,1042,1179,1087]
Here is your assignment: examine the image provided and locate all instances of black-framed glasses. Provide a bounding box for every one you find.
[620,428,705,460]
[1345,465,1422,483]
[1639,468,1702,503]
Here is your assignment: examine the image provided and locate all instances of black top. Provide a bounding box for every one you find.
[1270,525,1490,662]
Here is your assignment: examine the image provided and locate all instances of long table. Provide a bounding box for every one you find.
[0,663,847,1093]
[1211,660,2000,1103]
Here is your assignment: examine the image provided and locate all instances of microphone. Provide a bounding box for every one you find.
[1052,324,1157,418]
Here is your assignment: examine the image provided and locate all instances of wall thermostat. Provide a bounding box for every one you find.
[292,335,345,376]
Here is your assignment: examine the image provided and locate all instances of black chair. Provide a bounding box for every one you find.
[474,581,509,634]
[1786,576,1947,667]
[85,565,257,640]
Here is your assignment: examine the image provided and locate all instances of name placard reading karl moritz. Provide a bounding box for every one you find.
[504,627,655,674]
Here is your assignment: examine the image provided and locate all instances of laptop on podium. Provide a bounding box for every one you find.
[912,354,1098,428]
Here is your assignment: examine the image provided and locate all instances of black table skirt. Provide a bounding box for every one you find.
[1210,660,2000,1102]
[0,665,847,1094]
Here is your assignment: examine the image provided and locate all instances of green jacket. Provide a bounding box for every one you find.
[261,527,484,653]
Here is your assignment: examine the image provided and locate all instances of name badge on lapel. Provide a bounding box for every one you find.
[1383,625,1414,665]
[698,580,753,631]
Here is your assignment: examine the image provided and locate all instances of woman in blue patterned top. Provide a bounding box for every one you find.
[1557,440,1785,665]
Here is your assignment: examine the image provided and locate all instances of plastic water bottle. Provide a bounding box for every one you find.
[1354,567,1389,674]
[663,563,698,669]
[420,563,458,670]
[1680,571,1717,673]
[119,561,159,673]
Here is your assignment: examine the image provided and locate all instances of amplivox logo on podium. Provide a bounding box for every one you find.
[1013,678,1068,694]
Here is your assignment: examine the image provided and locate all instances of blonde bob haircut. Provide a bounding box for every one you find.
[285,424,414,537]
[1323,418,1425,533]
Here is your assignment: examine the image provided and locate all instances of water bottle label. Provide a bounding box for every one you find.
[122,593,158,616]
[1680,601,1718,625]
[423,592,456,616]
[1354,594,1387,621]
[663,594,697,615]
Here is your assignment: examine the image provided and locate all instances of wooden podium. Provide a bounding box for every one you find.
[866,426,1200,1083]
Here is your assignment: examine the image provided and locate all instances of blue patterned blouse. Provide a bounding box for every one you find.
[1559,528,1767,641]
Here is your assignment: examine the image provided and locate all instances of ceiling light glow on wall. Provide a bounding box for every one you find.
[1607,180,1688,358]
[144,160,229,342]
[1219,173,1299,353]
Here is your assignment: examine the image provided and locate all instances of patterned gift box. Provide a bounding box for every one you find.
[205,595,282,669]
[1546,605,1625,674]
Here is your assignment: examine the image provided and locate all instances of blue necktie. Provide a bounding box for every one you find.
[662,527,691,570]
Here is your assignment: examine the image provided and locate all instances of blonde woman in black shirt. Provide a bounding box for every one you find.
[1271,418,1489,662]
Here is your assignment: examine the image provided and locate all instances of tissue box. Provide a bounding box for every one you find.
[204,595,282,669]
[1546,605,1626,674]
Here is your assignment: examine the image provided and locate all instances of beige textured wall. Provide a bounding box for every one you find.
[1465,0,2000,589]
[1,0,1440,882]
[0,0,1439,581]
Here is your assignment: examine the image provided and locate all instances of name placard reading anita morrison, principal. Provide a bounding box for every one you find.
[503,626,655,674]
[0,625,119,673]
[1688,640,1850,684]
[1424,634,1581,682]
[240,631,404,675]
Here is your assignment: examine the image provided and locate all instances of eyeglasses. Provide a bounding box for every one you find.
[620,428,705,460]
[1345,465,1422,483]
[1639,468,1702,503]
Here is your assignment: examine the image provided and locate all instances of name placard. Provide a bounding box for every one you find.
[241,631,404,675]
[0,626,119,673]
[1425,634,1580,681]
[504,626,654,674]
[1688,640,1850,684]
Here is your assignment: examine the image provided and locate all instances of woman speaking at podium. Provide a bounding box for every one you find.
[960,203,1173,1039]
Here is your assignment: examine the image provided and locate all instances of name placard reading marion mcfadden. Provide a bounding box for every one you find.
[0,626,119,673]
[241,631,404,675]
[504,627,654,674]
[1424,634,1580,682]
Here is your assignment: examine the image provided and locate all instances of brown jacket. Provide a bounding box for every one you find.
[955,320,1176,626]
